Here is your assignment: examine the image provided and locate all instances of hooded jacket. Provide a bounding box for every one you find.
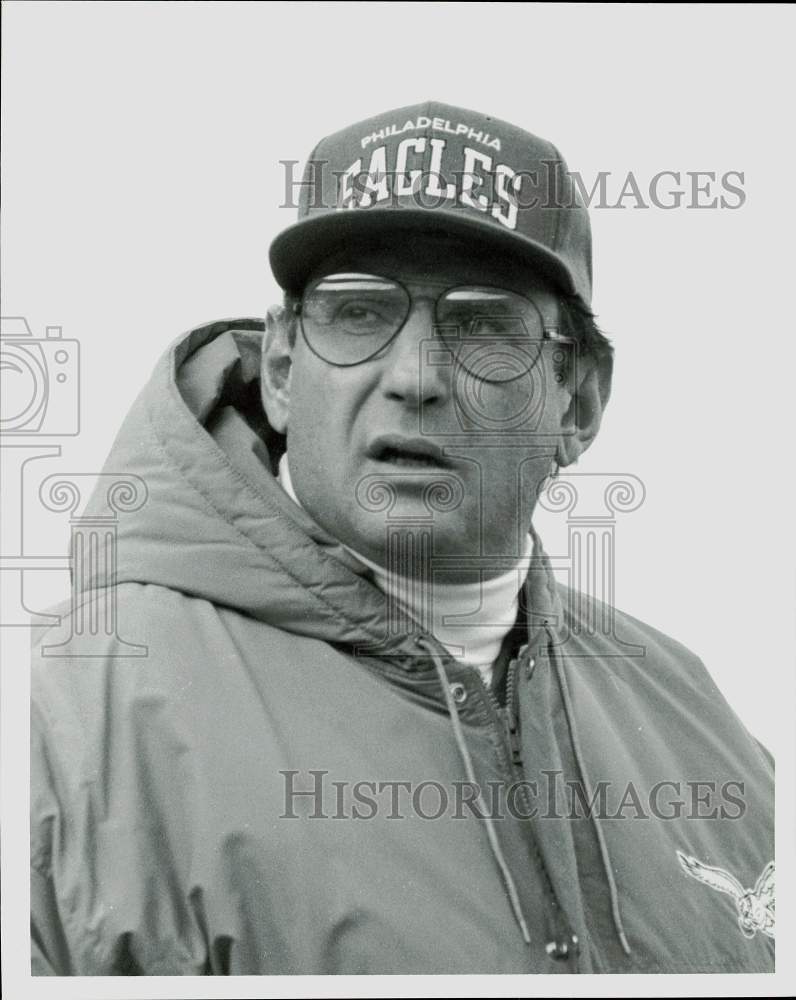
[30,319,775,975]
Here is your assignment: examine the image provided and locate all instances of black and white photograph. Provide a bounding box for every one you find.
[2,2,794,997]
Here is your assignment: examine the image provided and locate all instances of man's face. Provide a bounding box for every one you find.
[264,235,595,577]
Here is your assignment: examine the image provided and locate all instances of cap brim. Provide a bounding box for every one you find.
[269,208,579,298]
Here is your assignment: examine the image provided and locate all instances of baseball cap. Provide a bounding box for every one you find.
[269,100,592,305]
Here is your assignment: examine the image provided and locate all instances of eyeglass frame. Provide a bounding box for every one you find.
[291,272,574,380]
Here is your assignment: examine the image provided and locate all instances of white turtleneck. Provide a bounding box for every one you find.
[277,453,530,688]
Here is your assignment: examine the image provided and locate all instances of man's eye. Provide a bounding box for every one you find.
[474,317,513,335]
[338,303,380,322]
[444,311,514,336]
[333,299,398,335]
[442,309,479,331]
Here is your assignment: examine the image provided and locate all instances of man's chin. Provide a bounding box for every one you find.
[340,516,482,576]
[350,466,468,528]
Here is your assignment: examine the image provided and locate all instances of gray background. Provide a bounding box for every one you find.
[2,4,794,997]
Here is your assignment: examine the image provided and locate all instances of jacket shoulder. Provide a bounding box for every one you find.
[556,580,705,665]
[554,581,773,768]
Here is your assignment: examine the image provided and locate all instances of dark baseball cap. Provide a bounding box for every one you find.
[269,100,592,305]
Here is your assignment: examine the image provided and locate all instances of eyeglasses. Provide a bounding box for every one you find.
[295,273,571,383]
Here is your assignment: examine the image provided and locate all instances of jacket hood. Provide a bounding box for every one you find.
[84,318,563,655]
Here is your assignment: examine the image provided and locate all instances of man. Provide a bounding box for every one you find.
[30,102,774,975]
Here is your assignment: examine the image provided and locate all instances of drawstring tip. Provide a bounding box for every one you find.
[618,929,632,956]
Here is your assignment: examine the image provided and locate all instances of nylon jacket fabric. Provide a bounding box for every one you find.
[30,319,775,975]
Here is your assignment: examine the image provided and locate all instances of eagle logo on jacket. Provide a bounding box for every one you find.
[676,850,775,939]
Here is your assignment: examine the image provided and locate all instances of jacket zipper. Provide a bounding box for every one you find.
[504,655,523,770]
[411,632,578,960]
[483,654,523,775]
[482,647,579,961]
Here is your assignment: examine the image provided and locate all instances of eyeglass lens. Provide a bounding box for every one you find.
[300,273,547,382]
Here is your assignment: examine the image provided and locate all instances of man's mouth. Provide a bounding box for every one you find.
[366,435,451,469]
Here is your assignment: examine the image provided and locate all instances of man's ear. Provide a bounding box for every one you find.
[260,304,295,434]
[556,349,613,467]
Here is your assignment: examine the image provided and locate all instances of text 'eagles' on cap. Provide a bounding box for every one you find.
[269,100,593,305]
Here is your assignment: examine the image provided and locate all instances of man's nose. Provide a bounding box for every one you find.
[377,301,449,406]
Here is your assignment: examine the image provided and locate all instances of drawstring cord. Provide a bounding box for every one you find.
[418,627,632,958]
[546,625,632,956]
[418,636,532,946]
